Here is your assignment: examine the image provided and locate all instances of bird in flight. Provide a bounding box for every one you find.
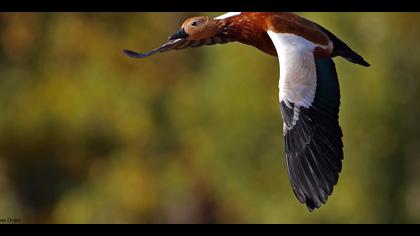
[124,12,370,211]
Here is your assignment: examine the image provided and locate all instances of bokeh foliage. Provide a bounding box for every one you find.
[1,12,420,223]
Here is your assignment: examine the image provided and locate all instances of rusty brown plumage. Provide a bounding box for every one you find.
[209,13,333,58]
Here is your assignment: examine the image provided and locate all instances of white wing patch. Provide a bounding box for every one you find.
[267,31,318,108]
[214,12,242,20]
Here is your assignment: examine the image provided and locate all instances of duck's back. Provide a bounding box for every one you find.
[242,12,369,66]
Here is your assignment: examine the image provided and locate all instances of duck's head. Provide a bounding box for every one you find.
[123,16,223,59]
[169,16,219,41]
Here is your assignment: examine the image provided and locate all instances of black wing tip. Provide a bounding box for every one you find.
[123,49,149,59]
[336,50,371,67]
[304,193,331,212]
[306,200,316,212]
[361,60,371,67]
[355,57,370,67]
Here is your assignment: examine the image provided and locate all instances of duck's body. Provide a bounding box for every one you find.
[125,12,370,211]
[214,12,332,57]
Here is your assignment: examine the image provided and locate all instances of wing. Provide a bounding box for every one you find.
[267,31,343,211]
[214,12,242,20]
[124,36,233,59]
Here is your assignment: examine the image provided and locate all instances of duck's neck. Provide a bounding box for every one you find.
[214,14,277,57]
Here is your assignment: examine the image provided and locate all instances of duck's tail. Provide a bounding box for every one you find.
[318,25,370,67]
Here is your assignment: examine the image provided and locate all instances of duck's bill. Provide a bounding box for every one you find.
[123,38,187,59]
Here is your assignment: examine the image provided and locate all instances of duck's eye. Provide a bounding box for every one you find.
[191,22,197,26]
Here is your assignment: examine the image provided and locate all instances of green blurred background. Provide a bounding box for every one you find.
[0,12,419,223]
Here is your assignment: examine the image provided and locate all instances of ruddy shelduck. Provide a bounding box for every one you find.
[124,12,370,211]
